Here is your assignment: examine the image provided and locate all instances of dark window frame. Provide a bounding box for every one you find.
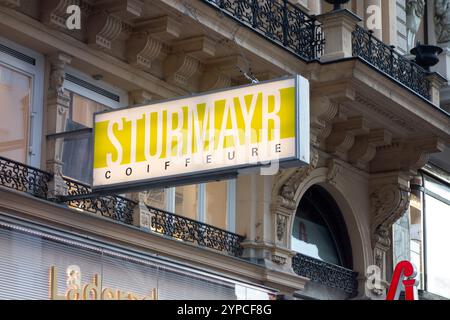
[294,185,353,269]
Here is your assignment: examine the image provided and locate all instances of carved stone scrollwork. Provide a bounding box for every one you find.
[271,254,287,265]
[369,176,411,295]
[371,183,410,246]
[41,0,75,29]
[200,70,231,92]
[164,53,199,88]
[276,184,296,210]
[88,12,122,50]
[126,33,163,70]
[310,98,339,148]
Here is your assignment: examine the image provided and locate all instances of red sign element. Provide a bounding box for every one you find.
[386,261,418,300]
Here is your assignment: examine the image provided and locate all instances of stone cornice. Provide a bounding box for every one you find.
[0,6,186,98]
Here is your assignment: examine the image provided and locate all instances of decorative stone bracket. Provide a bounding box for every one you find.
[369,172,411,296]
[87,11,122,51]
[164,53,200,88]
[126,33,163,71]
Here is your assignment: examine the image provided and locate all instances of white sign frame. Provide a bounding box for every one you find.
[92,75,309,193]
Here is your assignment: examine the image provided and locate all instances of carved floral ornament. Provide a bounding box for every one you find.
[274,148,319,211]
[435,0,450,44]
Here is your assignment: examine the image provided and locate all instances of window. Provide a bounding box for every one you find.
[0,37,44,167]
[291,185,352,268]
[60,68,127,183]
[143,180,236,232]
[404,172,450,298]
[175,185,198,221]
[424,175,450,298]
[205,181,228,230]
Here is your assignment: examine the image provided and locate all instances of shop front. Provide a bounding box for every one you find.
[0,214,275,300]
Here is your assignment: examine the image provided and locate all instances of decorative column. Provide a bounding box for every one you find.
[316,9,362,62]
[46,52,72,198]
[369,172,411,297]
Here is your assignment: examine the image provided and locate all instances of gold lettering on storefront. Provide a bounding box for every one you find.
[49,266,158,300]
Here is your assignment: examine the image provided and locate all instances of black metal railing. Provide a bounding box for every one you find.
[0,156,245,257]
[203,0,324,61]
[0,156,52,199]
[147,205,244,256]
[62,177,136,225]
[292,253,359,296]
[352,25,431,100]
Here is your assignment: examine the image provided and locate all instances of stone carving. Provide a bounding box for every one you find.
[273,148,320,212]
[369,180,410,294]
[126,33,163,70]
[49,53,72,95]
[271,254,287,265]
[371,183,410,246]
[276,214,287,241]
[200,70,231,91]
[164,54,199,87]
[406,0,425,50]
[435,0,450,44]
[326,158,343,186]
[88,12,122,50]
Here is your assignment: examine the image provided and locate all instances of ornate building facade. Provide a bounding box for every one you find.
[0,0,449,300]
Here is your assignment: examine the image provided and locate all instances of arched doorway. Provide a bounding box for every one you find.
[291,185,358,298]
[291,185,353,268]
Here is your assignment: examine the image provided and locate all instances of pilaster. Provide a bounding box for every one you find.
[46,52,72,198]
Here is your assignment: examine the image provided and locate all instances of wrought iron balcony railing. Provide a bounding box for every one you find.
[62,177,136,225]
[0,156,52,199]
[292,253,359,297]
[0,156,245,257]
[147,205,244,257]
[352,25,431,100]
[203,2,433,101]
[202,0,324,61]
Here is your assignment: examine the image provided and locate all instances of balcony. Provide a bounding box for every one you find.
[352,25,431,100]
[202,0,324,61]
[147,205,244,256]
[62,177,136,225]
[292,253,359,297]
[0,156,244,257]
[203,0,437,103]
[0,156,52,199]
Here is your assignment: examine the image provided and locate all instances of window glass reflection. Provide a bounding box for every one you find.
[0,64,31,163]
[175,185,198,220]
[291,194,341,266]
[61,92,110,183]
[425,192,450,298]
[205,181,227,230]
